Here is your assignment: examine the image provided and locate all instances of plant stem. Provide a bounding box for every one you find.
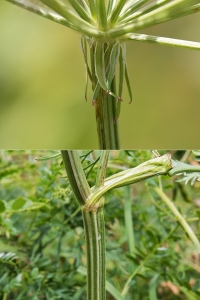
[85,154,172,209]
[128,33,200,51]
[95,150,110,189]
[61,150,106,299]
[94,78,120,149]
[97,202,106,300]
[90,43,120,149]
[61,150,91,206]
[124,186,135,254]
[155,187,200,252]
[82,198,106,300]
[169,161,200,176]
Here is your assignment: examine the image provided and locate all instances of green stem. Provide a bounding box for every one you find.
[85,154,172,209]
[169,161,200,176]
[61,150,91,206]
[155,187,200,252]
[97,202,106,300]
[95,150,110,189]
[128,33,200,51]
[82,198,106,300]
[124,186,135,254]
[94,78,120,149]
[5,0,76,30]
[61,150,106,300]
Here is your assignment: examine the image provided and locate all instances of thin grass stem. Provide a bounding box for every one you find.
[155,187,200,252]
[124,186,135,254]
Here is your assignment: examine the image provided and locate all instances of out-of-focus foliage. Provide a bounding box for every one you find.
[0,150,200,299]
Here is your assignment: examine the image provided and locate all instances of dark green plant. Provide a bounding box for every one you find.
[4,1,200,149]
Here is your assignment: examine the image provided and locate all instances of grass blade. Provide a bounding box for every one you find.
[155,187,200,252]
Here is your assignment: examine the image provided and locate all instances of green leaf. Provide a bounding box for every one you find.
[125,65,132,104]
[36,152,61,161]
[95,42,108,91]
[196,210,200,220]
[149,274,159,300]
[192,150,200,156]
[31,267,39,278]
[0,200,6,213]
[12,197,27,210]
[126,254,140,266]
[106,281,125,300]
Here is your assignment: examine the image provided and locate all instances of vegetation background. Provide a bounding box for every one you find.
[0,2,200,148]
[0,150,200,299]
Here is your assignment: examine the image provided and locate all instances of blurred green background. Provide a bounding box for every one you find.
[0,2,200,148]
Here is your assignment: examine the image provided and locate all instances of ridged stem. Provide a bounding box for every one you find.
[82,199,106,300]
[61,151,108,300]
[94,80,120,149]
[61,150,91,205]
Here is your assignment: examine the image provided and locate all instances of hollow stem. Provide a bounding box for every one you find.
[61,150,91,205]
[61,150,107,299]
[82,198,106,300]
[94,79,120,149]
